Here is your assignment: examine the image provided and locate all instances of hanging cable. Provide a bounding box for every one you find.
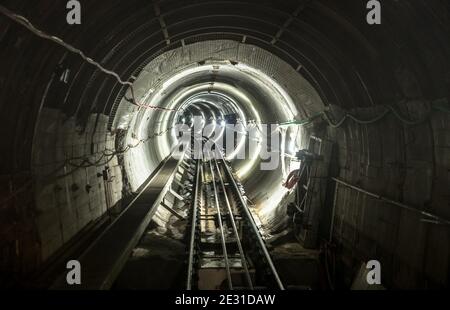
[0,126,176,202]
[322,102,433,127]
[280,99,449,129]
[63,126,174,171]
[322,107,391,128]
[0,5,181,206]
[0,4,177,112]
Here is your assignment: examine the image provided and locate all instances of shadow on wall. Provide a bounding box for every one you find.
[32,109,123,261]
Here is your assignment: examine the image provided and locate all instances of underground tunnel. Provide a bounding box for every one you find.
[0,0,449,292]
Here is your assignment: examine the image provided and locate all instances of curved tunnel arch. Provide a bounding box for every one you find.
[0,0,449,289]
[115,41,318,215]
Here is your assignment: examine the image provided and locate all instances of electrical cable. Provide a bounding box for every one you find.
[64,126,174,170]
[322,108,391,127]
[280,99,449,128]
[0,4,184,203]
[0,126,175,207]
[0,4,177,112]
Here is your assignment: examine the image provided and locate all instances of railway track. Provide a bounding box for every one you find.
[51,144,284,290]
[185,150,284,290]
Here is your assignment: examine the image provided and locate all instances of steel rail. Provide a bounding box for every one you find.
[186,159,202,290]
[213,158,254,289]
[218,153,285,290]
[207,153,233,289]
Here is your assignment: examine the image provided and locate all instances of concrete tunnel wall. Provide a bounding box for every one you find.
[113,40,323,227]
[0,0,449,288]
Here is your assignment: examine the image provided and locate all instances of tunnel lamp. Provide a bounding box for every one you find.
[121,50,301,217]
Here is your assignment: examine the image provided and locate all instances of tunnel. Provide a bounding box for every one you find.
[0,0,449,291]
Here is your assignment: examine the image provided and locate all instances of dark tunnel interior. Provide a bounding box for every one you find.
[0,0,449,291]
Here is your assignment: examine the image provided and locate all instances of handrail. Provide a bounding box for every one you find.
[331,178,450,226]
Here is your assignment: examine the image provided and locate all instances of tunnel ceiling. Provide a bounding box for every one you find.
[1,0,449,174]
[1,0,450,290]
[104,40,315,217]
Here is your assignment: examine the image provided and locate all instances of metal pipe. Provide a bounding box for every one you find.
[208,157,233,289]
[331,178,450,226]
[329,182,339,242]
[186,160,201,290]
[214,158,254,289]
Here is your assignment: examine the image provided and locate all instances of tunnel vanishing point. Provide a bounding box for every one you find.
[0,0,449,290]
